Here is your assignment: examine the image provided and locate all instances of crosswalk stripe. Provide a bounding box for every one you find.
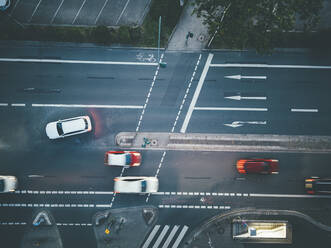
[162,225,179,248]
[153,225,169,248]
[142,225,160,248]
[172,225,188,248]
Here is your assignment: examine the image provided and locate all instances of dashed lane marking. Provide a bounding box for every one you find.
[0,103,8,106]
[0,222,92,227]
[136,53,164,132]
[181,53,214,133]
[0,203,111,208]
[11,103,26,107]
[0,58,158,66]
[158,205,231,210]
[171,54,202,133]
[291,108,318,113]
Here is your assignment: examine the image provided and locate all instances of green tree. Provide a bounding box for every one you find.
[193,0,323,53]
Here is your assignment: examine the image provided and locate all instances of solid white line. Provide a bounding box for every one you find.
[172,226,189,248]
[142,225,160,248]
[211,63,331,69]
[0,103,8,106]
[162,225,179,248]
[116,0,130,25]
[0,58,158,66]
[95,204,112,208]
[95,0,109,24]
[11,103,26,107]
[32,103,142,109]
[251,193,331,199]
[51,0,64,24]
[153,225,169,248]
[29,0,43,23]
[9,0,20,15]
[195,107,268,111]
[72,0,87,24]
[291,108,318,113]
[181,53,214,133]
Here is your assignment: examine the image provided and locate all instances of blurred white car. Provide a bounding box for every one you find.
[46,116,92,139]
[0,0,10,11]
[0,176,17,193]
[114,176,159,193]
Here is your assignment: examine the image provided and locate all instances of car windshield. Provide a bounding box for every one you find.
[141,180,147,192]
[0,179,4,192]
[56,122,64,135]
[125,154,132,165]
[84,119,88,129]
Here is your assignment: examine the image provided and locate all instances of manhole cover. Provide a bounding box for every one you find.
[198,35,205,42]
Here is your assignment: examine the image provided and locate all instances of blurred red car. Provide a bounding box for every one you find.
[236,159,279,174]
[104,151,141,167]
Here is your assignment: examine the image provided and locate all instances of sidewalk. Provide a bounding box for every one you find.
[116,132,331,154]
[167,0,209,51]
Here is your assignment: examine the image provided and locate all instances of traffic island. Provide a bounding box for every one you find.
[181,208,331,248]
[93,206,158,248]
[116,132,331,153]
[21,209,63,248]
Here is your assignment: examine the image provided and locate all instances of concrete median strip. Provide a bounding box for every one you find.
[116,132,331,153]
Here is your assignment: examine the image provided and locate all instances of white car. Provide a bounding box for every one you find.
[0,176,17,193]
[104,151,141,167]
[0,0,10,11]
[114,176,159,193]
[46,116,92,139]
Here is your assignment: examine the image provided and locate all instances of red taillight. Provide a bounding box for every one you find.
[114,178,119,181]
[306,190,315,194]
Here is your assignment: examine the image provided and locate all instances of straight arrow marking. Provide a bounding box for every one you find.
[225,75,267,80]
[225,95,267,100]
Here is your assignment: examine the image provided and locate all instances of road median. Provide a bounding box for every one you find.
[116,132,331,153]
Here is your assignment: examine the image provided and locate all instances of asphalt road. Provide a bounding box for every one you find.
[0,42,331,248]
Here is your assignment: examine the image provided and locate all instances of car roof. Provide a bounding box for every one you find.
[108,153,127,165]
[61,118,85,134]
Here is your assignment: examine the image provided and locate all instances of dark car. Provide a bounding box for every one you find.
[305,177,331,194]
[236,159,279,174]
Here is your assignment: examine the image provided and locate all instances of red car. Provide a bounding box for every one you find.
[236,159,279,174]
[104,151,141,167]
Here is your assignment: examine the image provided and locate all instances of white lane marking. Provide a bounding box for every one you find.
[116,0,130,25]
[0,103,8,106]
[0,222,26,225]
[56,223,92,227]
[72,0,87,24]
[29,0,43,23]
[0,203,115,208]
[171,54,201,133]
[32,103,142,109]
[51,0,64,24]
[172,226,189,248]
[162,225,179,248]
[224,121,267,128]
[95,0,109,24]
[142,225,160,248]
[11,103,25,107]
[194,107,268,111]
[225,95,267,101]
[136,53,164,132]
[15,190,113,195]
[109,167,126,208]
[158,205,231,210]
[291,108,318,113]
[95,204,112,208]
[153,225,169,248]
[211,63,331,69]
[225,75,267,80]
[181,53,214,133]
[251,193,331,199]
[0,58,157,66]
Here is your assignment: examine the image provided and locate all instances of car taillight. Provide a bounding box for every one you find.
[114,178,119,181]
[306,190,315,194]
[306,179,315,182]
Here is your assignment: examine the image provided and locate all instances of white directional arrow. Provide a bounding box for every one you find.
[225,95,267,100]
[225,75,267,80]
[224,121,267,128]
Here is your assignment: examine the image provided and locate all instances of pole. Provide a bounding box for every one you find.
[158,16,161,63]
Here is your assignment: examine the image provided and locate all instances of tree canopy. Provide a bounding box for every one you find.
[193,0,323,53]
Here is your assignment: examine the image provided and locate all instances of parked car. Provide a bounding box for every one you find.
[0,176,17,193]
[236,159,279,174]
[104,151,141,167]
[305,177,331,194]
[46,116,92,139]
[113,176,159,193]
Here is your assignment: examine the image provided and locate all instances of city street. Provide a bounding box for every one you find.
[0,42,331,247]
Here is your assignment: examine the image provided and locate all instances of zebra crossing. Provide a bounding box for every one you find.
[141,225,189,248]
